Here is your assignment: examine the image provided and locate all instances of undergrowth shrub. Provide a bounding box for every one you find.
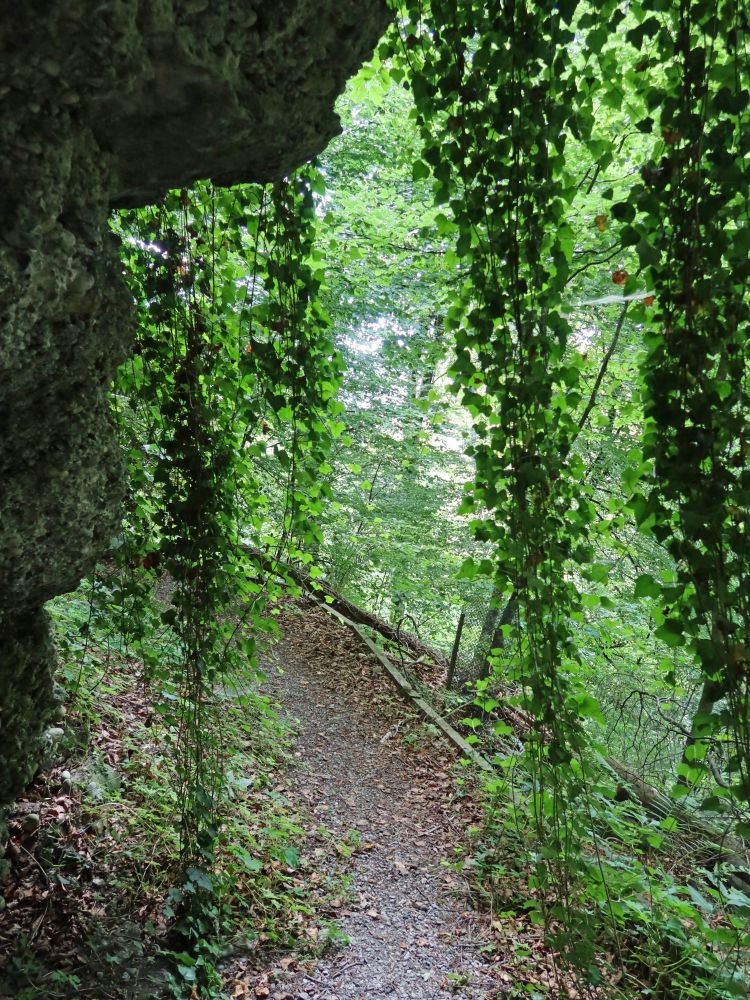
[460,761,750,999]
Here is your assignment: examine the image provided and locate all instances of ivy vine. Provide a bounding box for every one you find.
[387,0,750,969]
[111,168,341,978]
[622,0,750,813]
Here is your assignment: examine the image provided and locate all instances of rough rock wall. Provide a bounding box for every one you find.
[0,0,390,861]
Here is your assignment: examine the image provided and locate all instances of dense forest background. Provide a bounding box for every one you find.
[3,2,750,998]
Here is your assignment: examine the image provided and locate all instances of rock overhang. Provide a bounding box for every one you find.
[0,0,391,842]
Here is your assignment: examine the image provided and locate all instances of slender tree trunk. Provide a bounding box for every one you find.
[446,610,466,691]
[471,585,517,681]
[677,675,725,785]
[478,594,517,681]
[470,586,502,676]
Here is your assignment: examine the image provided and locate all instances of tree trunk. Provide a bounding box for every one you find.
[471,586,517,681]
[677,675,725,786]
[445,611,466,691]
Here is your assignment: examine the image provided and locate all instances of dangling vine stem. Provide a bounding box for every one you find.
[111,167,342,978]
[390,0,623,958]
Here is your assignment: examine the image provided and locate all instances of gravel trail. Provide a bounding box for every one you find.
[250,601,499,1000]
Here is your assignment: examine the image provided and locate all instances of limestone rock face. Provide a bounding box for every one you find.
[100,1,385,206]
[0,0,390,846]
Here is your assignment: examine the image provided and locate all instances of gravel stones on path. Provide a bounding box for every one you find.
[248,600,500,1000]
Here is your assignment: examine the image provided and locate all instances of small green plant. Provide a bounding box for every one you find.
[7,946,82,1000]
[334,827,363,858]
[17,971,82,1000]
[402,722,440,750]
[444,970,471,993]
[316,919,350,952]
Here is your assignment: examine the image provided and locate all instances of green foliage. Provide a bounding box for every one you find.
[468,770,750,998]
[37,4,750,995]
[621,0,750,805]
[363,0,750,991]
[96,169,343,990]
[388,12,627,959]
[41,579,337,999]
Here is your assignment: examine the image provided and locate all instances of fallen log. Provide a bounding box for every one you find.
[482,698,750,884]
[244,545,449,670]
[605,757,750,887]
[495,700,750,887]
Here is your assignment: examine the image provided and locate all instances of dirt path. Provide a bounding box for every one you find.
[251,601,500,1000]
